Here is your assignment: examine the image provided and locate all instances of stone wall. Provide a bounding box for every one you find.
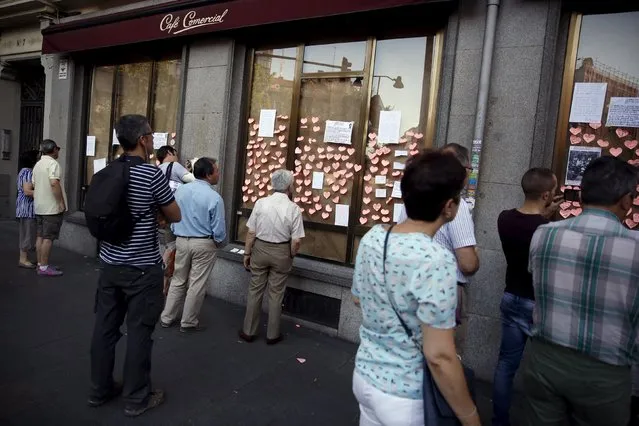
[0,77,20,219]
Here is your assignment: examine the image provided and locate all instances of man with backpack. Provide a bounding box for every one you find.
[84,115,181,417]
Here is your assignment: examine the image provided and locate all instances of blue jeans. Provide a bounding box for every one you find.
[492,292,534,426]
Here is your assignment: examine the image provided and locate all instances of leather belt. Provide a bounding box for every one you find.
[256,238,290,245]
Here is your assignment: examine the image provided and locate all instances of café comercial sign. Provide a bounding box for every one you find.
[160,9,229,35]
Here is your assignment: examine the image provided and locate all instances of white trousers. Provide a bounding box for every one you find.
[353,371,424,426]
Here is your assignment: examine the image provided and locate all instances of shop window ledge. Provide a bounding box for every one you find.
[217,245,354,289]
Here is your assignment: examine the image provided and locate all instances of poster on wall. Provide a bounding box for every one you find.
[323,120,354,144]
[568,82,607,123]
[606,97,639,128]
[85,136,96,157]
[378,111,402,144]
[565,146,602,186]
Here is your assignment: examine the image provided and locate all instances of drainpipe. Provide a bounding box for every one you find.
[466,0,500,210]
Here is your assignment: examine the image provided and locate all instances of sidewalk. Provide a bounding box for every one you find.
[0,220,510,425]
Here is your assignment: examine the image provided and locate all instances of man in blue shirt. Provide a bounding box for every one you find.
[160,157,226,333]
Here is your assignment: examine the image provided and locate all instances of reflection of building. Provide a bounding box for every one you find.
[575,57,639,101]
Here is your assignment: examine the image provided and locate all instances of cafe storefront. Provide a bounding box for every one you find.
[40,0,638,381]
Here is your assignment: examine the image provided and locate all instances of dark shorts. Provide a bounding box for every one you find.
[36,214,63,240]
[18,218,36,251]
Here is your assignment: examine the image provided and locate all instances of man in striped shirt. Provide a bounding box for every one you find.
[89,115,181,417]
[524,156,639,426]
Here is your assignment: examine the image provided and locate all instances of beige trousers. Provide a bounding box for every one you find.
[242,240,293,339]
[161,237,217,328]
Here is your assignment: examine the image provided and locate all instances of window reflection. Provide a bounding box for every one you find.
[303,41,366,73]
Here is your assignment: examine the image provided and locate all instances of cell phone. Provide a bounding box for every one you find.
[564,188,580,202]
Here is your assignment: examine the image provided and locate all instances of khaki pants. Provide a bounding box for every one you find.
[522,339,631,426]
[242,240,293,340]
[161,237,217,328]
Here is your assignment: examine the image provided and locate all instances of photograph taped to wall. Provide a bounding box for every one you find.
[565,146,602,186]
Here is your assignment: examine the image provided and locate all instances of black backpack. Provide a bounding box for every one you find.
[84,156,144,244]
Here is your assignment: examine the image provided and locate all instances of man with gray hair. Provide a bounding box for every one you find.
[239,169,305,345]
[160,157,226,333]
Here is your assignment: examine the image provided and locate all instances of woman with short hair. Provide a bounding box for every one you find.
[352,150,480,426]
[16,150,40,269]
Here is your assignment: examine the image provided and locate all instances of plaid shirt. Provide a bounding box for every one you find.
[529,208,639,366]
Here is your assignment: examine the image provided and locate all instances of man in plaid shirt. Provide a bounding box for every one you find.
[523,156,639,426]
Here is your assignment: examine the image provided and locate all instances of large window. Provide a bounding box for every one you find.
[235,36,443,264]
[83,57,182,188]
[554,12,639,229]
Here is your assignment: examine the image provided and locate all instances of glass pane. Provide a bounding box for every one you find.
[85,66,115,185]
[153,59,181,136]
[360,37,429,228]
[303,41,366,73]
[561,12,639,229]
[293,78,365,227]
[236,216,248,243]
[113,62,152,158]
[298,228,347,263]
[236,48,297,241]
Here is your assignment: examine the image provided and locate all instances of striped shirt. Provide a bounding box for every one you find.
[16,168,34,219]
[99,161,174,266]
[396,199,476,283]
[529,208,639,366]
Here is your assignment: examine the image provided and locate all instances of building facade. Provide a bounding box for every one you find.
[36,0,638,381]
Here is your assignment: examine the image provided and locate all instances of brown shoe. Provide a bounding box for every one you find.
[266,335,283,345]
[238,330,256,343]
[123,390,165,417]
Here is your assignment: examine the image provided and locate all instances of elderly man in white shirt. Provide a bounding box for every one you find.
[239,169,305,345]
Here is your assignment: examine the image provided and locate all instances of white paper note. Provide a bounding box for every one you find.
[375,175,387,185]
[152,132,168,149]
[391,181,402,199]
[238,249,245,255]
[93,158,107,174]
[312,172,324,190]
[568,82,607,123]
[112,128,119,145]
[335,204,350,227]
[393,204,406,223]
[606,97,639,128]
[393,161,405,170]
[395,150,408,157]
[378,111,402,144]
[258,109,276,137]
[86,136,96,156]
[323,120,354,145]
[375,189,387,198]
[230,248,240,253]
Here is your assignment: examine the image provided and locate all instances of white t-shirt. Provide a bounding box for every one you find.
[158,161,191,192]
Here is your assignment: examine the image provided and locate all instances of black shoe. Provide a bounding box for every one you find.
[160,321,175,328]
[87,382,123,407]
[266,335,283,345]
[180,325,206,334]
[124,390,165,417]
[238,330,256,343]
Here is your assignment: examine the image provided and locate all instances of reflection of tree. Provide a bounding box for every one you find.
[250,57,294,117]
[300,78,362,122]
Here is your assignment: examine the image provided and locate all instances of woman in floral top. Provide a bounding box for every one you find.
[16,150,39,268]
[351,150,480,426]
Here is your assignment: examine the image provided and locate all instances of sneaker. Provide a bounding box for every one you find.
[37,266,63,277]
[87,382,123,407]
[124,390,165,417]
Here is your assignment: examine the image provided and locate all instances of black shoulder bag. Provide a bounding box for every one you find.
[382,226,476,426]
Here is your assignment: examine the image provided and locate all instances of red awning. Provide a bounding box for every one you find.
[42,0,450,54]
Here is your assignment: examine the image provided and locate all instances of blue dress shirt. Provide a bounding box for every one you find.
[171,179,226,243]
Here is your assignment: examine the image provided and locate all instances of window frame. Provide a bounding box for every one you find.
[80,53,184,207]
[232,32,445,265]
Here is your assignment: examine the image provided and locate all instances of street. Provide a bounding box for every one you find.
[0,220,507,425]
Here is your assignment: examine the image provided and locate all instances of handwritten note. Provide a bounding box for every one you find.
[312,172,324,190]
[606,97,639,128]
[323,120,354,145]
[258,109,276,137]
[93,158,107,174]
[335,204,350,227]
[378,111,402,144]
[375,175,387,185]
[393,204,406,223]
[395,150,408,157]
[393,162,405,170]
[568,83,607,123]
[86,136,96,157]
[153,133,168,149]
[391,181,402,199]
[375,189,387,198]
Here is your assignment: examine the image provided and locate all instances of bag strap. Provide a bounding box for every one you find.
[382,225,414,339]
[165,162,174,182]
